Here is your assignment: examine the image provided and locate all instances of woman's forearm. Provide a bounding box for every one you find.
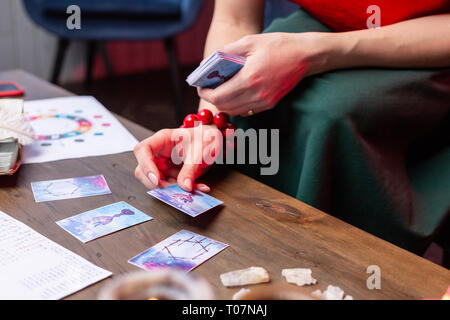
[199,0,264,114]
[204,20,262,58]
[323,14,450,72]
[199,22,259,113]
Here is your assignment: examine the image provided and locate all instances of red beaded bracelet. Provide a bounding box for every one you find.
[180,110,236,137]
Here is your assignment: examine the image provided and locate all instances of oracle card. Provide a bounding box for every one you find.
[31,174,111,202]
[147,184,223,217]
[56,201,152,243]
[128,229,228,272]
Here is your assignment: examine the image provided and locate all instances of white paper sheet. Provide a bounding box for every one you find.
[22,96,138,164]
[0,210,112,299]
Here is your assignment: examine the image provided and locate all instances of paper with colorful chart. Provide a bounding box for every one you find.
[56,201,153,243]
[22,96,138,164]
[128,230,228,272]
[31,174,111,202]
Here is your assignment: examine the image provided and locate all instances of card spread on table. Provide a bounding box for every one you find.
[128,230,228,272]
[0,210,111,300]
[56,201,152,243]
[147,184,223,217]
[186,51,246,89]
[31,174,111,202]
[23,96,138,164]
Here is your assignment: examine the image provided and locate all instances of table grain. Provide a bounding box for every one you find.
[0,70,449,300]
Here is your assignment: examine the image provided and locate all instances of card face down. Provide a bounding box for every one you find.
[147,185,223,217]
[56,201,152,243]
[31,174,111,202]
[128,230,228,272]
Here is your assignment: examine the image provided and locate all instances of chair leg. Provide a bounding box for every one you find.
[51,38,70,84]
[164,37,184,124]
[85,41,98,89]
[99,42,114,78]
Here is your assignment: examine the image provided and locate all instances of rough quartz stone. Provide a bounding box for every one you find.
[220,267,270,287]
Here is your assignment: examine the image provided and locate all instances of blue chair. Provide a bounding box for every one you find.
[22,0,207,122]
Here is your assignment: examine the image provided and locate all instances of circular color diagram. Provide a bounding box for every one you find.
[26,114,93,141]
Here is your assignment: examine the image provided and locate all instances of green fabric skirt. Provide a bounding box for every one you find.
[232,9,450,254]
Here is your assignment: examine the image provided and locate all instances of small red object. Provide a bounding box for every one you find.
[197,109,213,125]
[183,114,199,128]
[155,157,169,171]
[0,81,24,98]
[213,112,229,130]
[222,123,236,139]
[179,124,187,128]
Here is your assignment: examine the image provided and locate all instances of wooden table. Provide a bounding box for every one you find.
[1,69,449,300]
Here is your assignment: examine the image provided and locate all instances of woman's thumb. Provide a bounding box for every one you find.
[221,35,253,57]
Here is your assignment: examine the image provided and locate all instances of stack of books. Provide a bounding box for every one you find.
[186,51,246,89]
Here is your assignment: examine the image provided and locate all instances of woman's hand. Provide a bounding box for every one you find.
[198,32,332,116]
[133,125,222,192]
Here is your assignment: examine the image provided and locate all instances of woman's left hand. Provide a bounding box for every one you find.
[197,32,331,116]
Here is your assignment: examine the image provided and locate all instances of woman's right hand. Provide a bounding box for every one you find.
[133,125,223,193]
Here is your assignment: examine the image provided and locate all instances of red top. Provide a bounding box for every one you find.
[290,0,450,31]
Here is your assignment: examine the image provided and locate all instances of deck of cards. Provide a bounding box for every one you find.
[0,138,20,175]
[0,97,33,175]
[186,51,246,88]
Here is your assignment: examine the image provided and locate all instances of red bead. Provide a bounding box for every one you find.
[213,112,229,130]
[183,114,198,128]
[222,123,236,139]
[197,109,213,125]
[156,157,169,171]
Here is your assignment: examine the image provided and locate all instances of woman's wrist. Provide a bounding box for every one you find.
[296,31,360,75]
[306,28,413,72]
[198,99,219,115]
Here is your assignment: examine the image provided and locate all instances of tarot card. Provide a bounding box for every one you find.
[56,201,152,243]
[31,174,111,202]
[147,184,223,217]
[128,230,228,272]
